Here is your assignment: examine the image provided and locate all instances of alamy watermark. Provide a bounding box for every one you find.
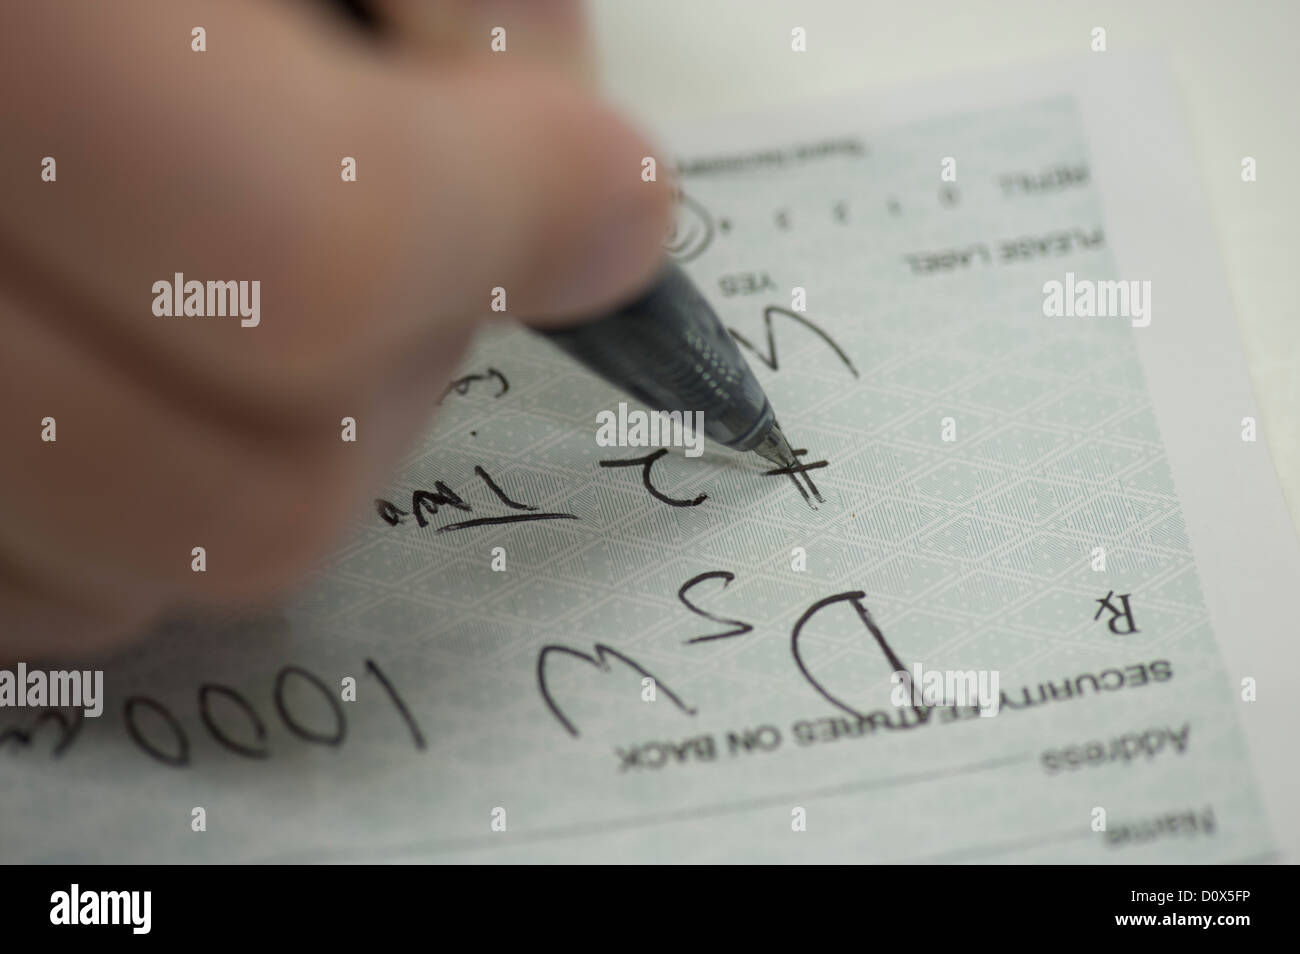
[890,663,1000,717]
[596,402,704,457]
[1042,271,1151,327]
[0,664,103,717]
[50,884,150,934]
[151,273,260,327]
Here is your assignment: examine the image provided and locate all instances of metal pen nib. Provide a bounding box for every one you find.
[542,264,796,467]
[752,421,796,469]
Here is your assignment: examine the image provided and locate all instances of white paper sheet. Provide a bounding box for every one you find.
[5,57,1296,864]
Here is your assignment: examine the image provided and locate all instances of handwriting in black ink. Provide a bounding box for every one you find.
[760,447,828,509]
[366,659,426,750]
[537,643,697,737]
[124,695,191,767]
[439,367,509,403]
[199,683,269,759]
[274,665,346,746]
[0,707,84,758]
[120,661,422,769]
[377,465,577,533]
[728,306,858,378]
[790,591,916,721]
[677,571,753,643]
[599,448,707,508]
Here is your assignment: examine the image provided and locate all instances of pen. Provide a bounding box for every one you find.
[542,264,796,467]
[321,0,795,468]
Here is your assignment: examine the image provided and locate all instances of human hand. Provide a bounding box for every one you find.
[0,0,673,657]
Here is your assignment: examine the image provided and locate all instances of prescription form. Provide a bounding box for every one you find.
[5,58,1298,864]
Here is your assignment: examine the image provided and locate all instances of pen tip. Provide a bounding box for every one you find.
[752,422,796,468]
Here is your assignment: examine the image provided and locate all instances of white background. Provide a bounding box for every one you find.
[591,0,1300,532]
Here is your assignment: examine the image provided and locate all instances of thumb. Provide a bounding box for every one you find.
[380,60,675,328]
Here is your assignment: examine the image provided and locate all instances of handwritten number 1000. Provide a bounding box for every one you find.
[122,660,424,768]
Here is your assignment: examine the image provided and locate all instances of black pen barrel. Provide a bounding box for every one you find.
[541,264,776,452]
